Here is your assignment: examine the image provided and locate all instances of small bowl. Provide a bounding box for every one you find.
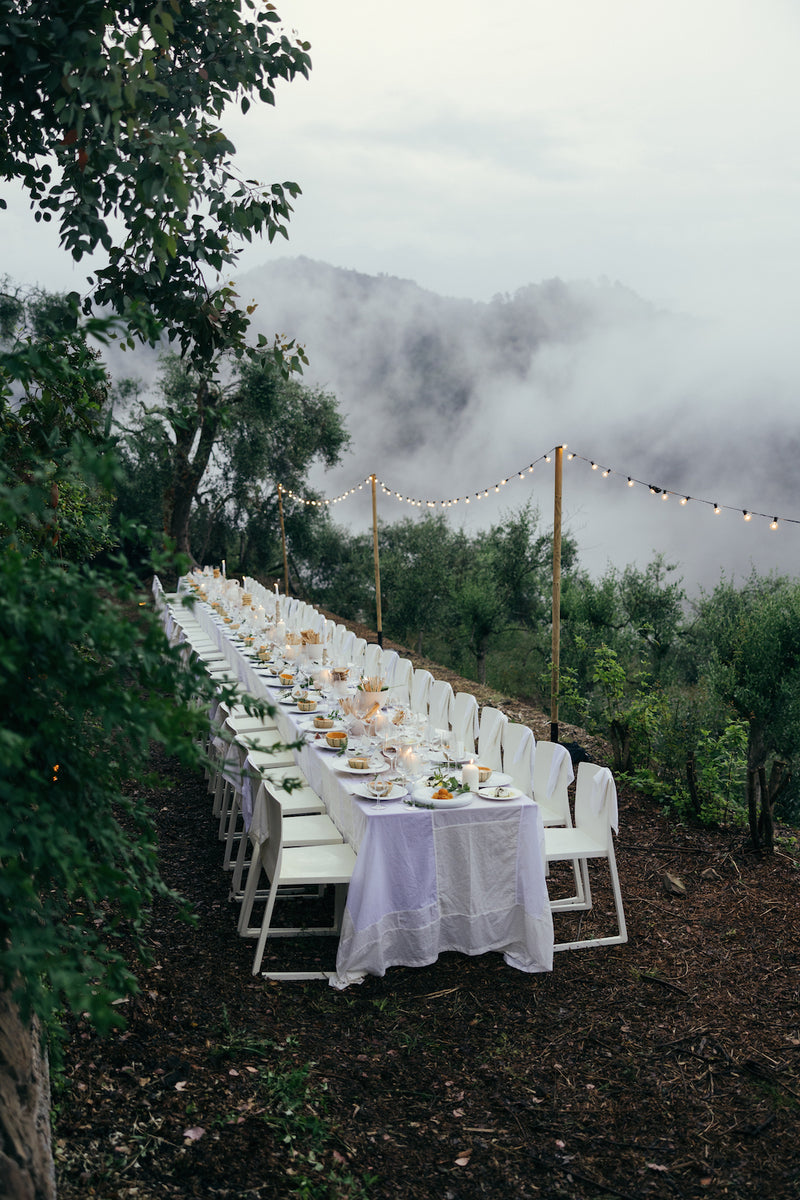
[279,672,294,685]
[297,698,317,712]
[325,730,348,749]
[348,756,370,770]
[331,667,350,682]
[313,715,334,730]
[478,765,492,784]
[368,778,393,797]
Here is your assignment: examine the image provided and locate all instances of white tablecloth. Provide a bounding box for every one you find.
[187,601,554,987]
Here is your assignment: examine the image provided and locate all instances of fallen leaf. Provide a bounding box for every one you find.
[183,1127,205,1141]
[174,1081,188,1091]
[647,1163,668,1172]
[454,1151,472,1166]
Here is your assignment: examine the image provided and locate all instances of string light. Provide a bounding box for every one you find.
[273,445,797,535]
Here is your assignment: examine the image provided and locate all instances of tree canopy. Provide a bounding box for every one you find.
[0,0,311,361]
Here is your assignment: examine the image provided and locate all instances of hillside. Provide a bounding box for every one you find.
[53,619,800,1199]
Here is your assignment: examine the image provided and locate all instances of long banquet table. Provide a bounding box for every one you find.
[186,599,555,987]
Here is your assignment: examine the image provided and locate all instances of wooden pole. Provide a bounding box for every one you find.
[550,445,563,743]
[277,484,290,597]
[371,473,383,647]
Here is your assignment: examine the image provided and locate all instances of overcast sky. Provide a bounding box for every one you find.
[228,0,800,320]
[6,0,800,320]
[4,0,800,588]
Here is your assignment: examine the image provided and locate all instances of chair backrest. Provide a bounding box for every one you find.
[390,657,414,707]
[477,707,508,771]
[261,786,284,881]
[451,692,479,757]
[350,637,367,674]
[410,669,434,715]
[574,762,618,847]
[378,648,399,682]
[428,679,454,734]
[531,741,573,825]
[335,629,356,664]
[501,722,535,795]
[363,643,383,678]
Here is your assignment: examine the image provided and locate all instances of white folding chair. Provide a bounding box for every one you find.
[451,692,479,758]
[410,669,434,716]
[545,763,628,950]
[230,765,327,898]
[241,787,357,978]
[428,679,454,735]
[234,776,343,912]
[477,707,508,772]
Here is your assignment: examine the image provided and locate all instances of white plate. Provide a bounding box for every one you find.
[482,771,512,787]
[351,782,407,800]
[429,754,470,766]
[335,761,390,775]
[410,786,473,809]
[478,785,522,802]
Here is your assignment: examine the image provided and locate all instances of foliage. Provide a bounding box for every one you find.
[0,282,120,561]
[694,573,800,849]
[0,392,222,1030]
[0,0,311,362]
[114,351,350,568]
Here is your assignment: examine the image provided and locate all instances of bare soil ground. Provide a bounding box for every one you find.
[54,624,800,1200]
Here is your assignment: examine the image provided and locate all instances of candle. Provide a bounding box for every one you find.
[462,760,480,792]
[222,559,226,578]
[274,582,279,595]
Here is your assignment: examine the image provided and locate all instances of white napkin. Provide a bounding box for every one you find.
[507,726,535,793]
[546,743,575,799]
[590,766,619,833]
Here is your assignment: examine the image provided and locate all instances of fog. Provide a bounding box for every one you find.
[225,258,799,598]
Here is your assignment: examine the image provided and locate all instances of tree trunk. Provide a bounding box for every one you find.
[0,991,55,1200]
[746,721,766,851]
[162,382,220,562]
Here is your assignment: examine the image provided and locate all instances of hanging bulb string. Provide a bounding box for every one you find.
[276,445,797,530]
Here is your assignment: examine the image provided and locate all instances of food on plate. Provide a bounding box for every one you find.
[313,715,334,729]
[325,730,348,748]
[431,786,453,800]
[348,756,370,770]
[368,779,392,797]
[279,671,294,685]
[297,698,317,712]
[478,765,492,783]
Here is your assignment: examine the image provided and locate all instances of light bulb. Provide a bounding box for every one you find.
[771,518,778,529]
[628,478,634,487]
[714,505,721,514]
[743,510,751,521]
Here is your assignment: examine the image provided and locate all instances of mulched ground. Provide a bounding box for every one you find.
[54,630,800,1200]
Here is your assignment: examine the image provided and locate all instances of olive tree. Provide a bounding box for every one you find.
[697,573,800,851]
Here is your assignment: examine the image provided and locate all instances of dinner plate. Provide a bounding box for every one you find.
[410,786,473,809]
[478,785,522,801]
[429,754,470,766]
[335,761,390,775]
[482,771,512,787]
[351,782,407,800]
